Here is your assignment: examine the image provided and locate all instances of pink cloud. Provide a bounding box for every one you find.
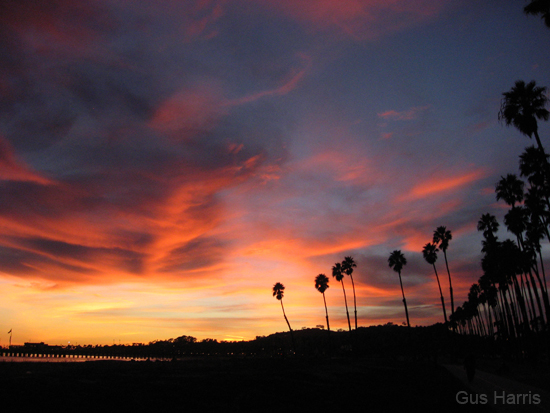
[149,82,227,139]
[225,54,311,106]
[255,0,451,40]
[378,105,431,121]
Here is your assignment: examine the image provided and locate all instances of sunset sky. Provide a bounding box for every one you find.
[1,0,550,345]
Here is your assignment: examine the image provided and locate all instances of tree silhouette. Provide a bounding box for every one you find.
[422,242,448,324]
[314,274,331,332]
[315,273,331,354]
[388,250,410,328]
[499,80,549,156]
[332,262,352,332]
[524,0,550,28]
[478,213,500,248]
[433,226,454,323]
[520,146,550,189]
[272,282,295,352]
[496,174,525,207]
[341,256,358,329]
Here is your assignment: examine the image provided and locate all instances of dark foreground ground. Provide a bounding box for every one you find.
[0,356,495,412]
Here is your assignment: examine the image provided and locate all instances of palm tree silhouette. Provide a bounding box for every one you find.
[332,262,352,332]
[477,213,499,247]
[272,282,295,352]
[314,274,331,331]
[341,256,358,329]
[499,80,549,155]
[422,242,448,324]
[388,250,410,328]
[433,226,454,322]
[524,0,550,28]
[496,174,525,207]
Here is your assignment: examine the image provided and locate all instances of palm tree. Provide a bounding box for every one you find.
[524,0,550,28]
[496,174,525,207]
[520,146,550,227]
[422,242,448,323]
[478,213,500,249]
[520,146,550,189]
[272,282,295,351]
[341,256,358,329]
[332,262,352,332]
[499,80,549,156]
[433,226,454,323]
[314,274,331,331]
[388,250,410,328]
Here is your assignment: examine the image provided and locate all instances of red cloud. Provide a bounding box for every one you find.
[0,137,52,184]
[1,0,113,55]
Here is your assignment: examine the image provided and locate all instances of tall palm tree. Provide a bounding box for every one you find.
[524,0,550,28]
[433,226,454,322]
[272,282,295,351]
[504,206,529,247]
[341,256,358,329]
[496,174,525,207]
[422,242,448,324]
[499,80,549,156]
[504,206,539,325]
[388,250,410,328]
[521,146,550,234]
[332,262,352,332]
[314,274,331,332]
[520,146,550,190]
[478,213,500,250]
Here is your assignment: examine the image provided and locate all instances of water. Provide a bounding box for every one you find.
[0,353,154,362]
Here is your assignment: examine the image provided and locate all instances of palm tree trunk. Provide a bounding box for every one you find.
[533,129,550,188]
[506,287,521,336]
[529,265,546,326]
[432,263,448,323]
[340,280,352,332]
[476,310,486,336]
[398,271,411,328]
[533,130,546,157]
[323,292,331,356]
[534,255,550,324]
[521,272,536,324]
[501,288,517,338]
[512,275,529,330]
[443,250,454,324]
[350,274,357,330]
[280,300,296,352]
[323,292,330,331]
[538,249,549,294]
[482,303,492,337]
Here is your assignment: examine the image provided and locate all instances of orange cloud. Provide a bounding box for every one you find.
[406,170,487,200]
